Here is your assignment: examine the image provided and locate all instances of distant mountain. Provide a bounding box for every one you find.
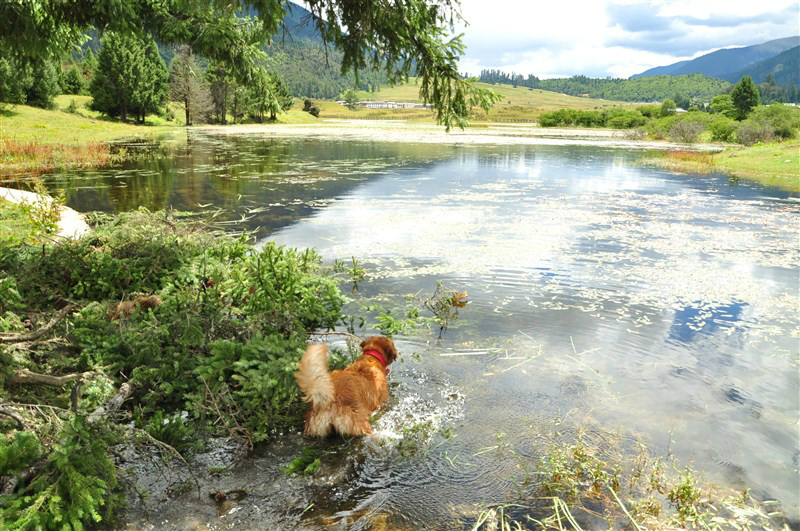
[632,36,800,81]
[263,2,390,97]
[725,45,800,86]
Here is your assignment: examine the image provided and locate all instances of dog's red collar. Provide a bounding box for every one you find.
[363,349,389,375]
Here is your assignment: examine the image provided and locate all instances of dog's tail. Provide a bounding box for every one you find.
[295,344,334,408]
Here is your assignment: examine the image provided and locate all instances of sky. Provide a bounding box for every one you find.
[454,0,800,79]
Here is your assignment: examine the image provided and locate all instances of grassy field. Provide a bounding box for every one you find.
[650,141,800,192]
[0,95,323,174]
[1,95,169,146]
[332,78,635,122]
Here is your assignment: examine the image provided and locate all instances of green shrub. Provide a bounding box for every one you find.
[303,98,320,117]
[0,210,355,529]
[736,119,774,146]
[605,108,646,128]
[660,98,676,117]
[646,115,678,139]
[709,117,737,142]
[669,120,704,143]
[637,104,659,118]
[0,419,118,531]
[747,104,800,140]
[61,67,84,95]
[64,99,79,113]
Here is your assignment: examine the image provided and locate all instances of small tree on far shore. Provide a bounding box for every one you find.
[660,98,676,117]
[169,46,212,126]
[730,76,759,120]
[342,88,360,110]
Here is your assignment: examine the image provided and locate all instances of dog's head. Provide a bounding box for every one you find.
[360,336,398,365]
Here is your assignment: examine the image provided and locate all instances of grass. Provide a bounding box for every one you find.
[0,96,173,175]
[0,198,36,244]
[1,96,165,146]
[341,78,636,122]
[649,140,800,192]
[468,430,790,531]
[0,96,322,175]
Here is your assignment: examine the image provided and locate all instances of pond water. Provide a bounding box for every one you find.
[31,132,800,529]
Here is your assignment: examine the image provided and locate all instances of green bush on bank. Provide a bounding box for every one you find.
[539,102,800,145]
[0,210,349,529]
[538,107,646,128]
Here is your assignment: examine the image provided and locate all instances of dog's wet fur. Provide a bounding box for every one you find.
[295,336,398,437]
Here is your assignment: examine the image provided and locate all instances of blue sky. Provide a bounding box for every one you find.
[455,0,799,78]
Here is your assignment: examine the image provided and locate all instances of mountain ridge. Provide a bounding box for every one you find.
[632,36,799,81]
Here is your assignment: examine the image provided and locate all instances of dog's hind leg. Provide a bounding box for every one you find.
[304,410,333,437]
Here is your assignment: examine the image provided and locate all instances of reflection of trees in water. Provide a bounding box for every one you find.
[52,135,454,232]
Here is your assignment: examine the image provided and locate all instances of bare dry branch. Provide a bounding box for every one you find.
[8,369,89,387]
[88,382,134,424]
[308,331,361,341]
[0,305,74,344]
[0,405,26,429]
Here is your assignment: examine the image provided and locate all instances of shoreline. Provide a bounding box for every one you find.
[198,120,726,151]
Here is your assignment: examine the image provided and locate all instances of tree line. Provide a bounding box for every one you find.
[478,69,800,104]
[1,33,295,125]
[538,76,800,146]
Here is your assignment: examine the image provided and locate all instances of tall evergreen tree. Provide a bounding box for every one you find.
[90,33,168,122]
[730,76,760,120]
[271,73,293,114]
[61,65,84,95]
[25,59,60,108]
[246,69,282,122]
[169,46,212,126]
[207,61,234,124]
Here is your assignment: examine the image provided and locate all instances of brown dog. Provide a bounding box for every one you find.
[295,336,398,437]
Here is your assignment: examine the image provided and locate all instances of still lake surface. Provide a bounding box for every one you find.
[38,132,799,529]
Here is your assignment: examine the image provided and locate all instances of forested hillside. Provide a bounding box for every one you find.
[478,71,730,103]
[261,2,390,97]
[726,46,800,86]
[263,40,388,98]
[633,36,799,79]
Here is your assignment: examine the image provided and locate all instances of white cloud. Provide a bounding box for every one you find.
[455,0,799,78]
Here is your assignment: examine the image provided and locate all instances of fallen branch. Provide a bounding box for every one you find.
[1,476,18,496]
[8,369,87,387]
[88,382,134,424]
[0,305,74,344]
[0,405,26,430]
[308,331,361,341]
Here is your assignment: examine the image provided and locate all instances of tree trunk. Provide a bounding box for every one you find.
[184,98,191,126]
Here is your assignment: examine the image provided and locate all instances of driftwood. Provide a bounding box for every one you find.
[0,305,73,344]
[87,382,134,424]
[7,369,87,387]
